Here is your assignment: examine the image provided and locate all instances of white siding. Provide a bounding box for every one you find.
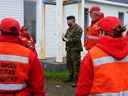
[0,0,24,24]
[124,13,128,28]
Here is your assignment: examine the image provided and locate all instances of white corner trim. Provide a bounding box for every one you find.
[87,0,128,8]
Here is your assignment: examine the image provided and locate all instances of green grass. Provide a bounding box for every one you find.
[45,71,68,82]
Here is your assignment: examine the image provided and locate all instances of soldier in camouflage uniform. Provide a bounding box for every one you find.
[62,16,83,84]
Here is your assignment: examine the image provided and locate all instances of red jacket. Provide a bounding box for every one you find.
[84,22,100,50]
[19,29,36,53]
[0,36,45,96]
[84,14,104,50]
[76,36,128,96]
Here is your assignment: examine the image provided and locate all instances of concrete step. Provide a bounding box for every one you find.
[41,57,67,71]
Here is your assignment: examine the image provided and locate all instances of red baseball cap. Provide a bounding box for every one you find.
[0,18,20,33]
[98,16,121,33]
[90,5,101,13]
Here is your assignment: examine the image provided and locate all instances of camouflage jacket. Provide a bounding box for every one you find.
[64,24,83,51]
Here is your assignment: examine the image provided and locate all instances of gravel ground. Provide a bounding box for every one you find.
[45,80,75,96]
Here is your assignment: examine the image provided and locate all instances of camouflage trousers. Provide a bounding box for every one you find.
[66,50,81,81]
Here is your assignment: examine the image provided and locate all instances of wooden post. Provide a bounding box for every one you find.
[56,0,64,62]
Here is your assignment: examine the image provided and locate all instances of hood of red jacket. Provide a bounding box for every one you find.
[97,36,128,60]
[0,35,22,45]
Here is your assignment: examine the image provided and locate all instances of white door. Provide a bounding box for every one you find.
[64,4,79,32]
[63,4,79,56]
[45,5,57,57]
[45,4,79,58]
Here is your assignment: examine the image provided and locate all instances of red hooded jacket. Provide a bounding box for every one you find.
[20,27,36,54]
[76,36,128,96]
[0,35,45,96]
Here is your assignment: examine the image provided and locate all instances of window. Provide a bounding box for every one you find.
[84,8,89,28]
[118,12,124,24]
[24,0,36,42]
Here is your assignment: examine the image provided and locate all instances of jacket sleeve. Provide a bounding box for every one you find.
[29,52,45,96]
[75,53,94,96]
[69,27,83,42]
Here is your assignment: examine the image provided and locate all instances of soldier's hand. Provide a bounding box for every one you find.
[62,33,68,42]
[64,37,69,42]
[62,33,65,39]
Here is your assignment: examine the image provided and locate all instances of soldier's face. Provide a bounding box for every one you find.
[67,19,75,27]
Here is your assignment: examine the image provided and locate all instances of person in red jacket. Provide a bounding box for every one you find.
[0,17,45,96]
[76,16,128,96]
[84,6,104,50]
